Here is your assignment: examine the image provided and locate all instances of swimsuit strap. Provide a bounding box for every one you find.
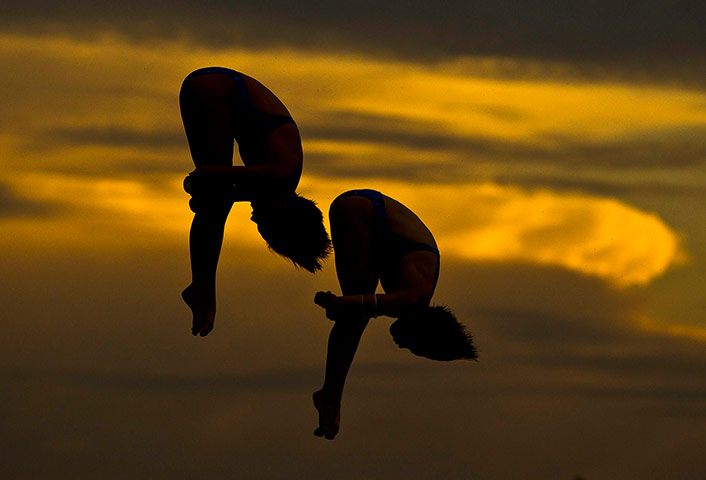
[184,67,249,100]
[248,108,297,133]
[387,230,440,257]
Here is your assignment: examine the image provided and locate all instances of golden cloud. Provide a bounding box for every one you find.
[430,183,683,287]
[4,173,683,289]
[2,32,706,147]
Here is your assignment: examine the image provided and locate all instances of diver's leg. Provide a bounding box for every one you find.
[179,74,237,336]
[182,199,233,336]
[315,198,379,438]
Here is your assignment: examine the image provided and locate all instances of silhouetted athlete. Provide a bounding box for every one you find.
[312,189,477,439]
[180,67,331,337]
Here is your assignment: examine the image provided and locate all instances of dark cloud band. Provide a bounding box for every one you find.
[3,0,706,88]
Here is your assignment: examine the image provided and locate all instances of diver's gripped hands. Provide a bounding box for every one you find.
[314,291,363,322]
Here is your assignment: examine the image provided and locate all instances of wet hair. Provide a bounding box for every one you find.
[255,193,332,273]
[389,305,478,361]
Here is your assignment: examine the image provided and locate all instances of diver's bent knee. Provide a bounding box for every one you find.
[329,195,372,225]
[329,195,357,219]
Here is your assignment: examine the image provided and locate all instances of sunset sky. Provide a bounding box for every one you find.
[2,2,705,479]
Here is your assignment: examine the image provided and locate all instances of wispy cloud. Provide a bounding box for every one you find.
[44,126,184,150]
[0,181,60,218]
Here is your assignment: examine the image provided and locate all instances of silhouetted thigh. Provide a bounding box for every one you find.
[179,74,237,166]
[329,196,380,295]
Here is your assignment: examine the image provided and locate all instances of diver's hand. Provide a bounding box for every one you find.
[183,172,194,195]
[314,292,363,322]
[314,291,336,308]
[314,291,345,321]
[184,169,210,196]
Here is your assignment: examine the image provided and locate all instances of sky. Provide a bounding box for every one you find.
[1,2,705,479]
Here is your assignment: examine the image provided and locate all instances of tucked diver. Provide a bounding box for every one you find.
[313,189,477,439]
[180,67,330,337]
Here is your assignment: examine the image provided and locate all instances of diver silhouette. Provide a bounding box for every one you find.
[179,67,331,337]
[312,189,477,439]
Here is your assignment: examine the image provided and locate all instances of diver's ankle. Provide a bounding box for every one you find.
[315,388,341,406]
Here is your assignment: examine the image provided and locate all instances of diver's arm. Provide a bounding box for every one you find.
[194,163,278,182]
[369,289,430,317]
[315,288,429,321]
[185,167,269,202]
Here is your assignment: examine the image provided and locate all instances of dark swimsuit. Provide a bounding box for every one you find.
[336,189,440,289]
[183,66,297,161]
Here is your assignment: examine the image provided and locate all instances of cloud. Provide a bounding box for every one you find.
[0,181,59,218]
[2,0,706,88]
[404,182,683,287]
[24,117,706,195]
[45,126,185,150]
[303,115,706,182]
[492,173,706,198]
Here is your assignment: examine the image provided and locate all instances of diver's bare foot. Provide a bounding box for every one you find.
[313,389,340,440]
[181,284,216,337]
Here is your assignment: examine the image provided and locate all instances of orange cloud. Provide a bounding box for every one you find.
[4,173,684,289]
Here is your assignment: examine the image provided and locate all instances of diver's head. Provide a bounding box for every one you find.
[251,193,331,273]
[389,305,477,361]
